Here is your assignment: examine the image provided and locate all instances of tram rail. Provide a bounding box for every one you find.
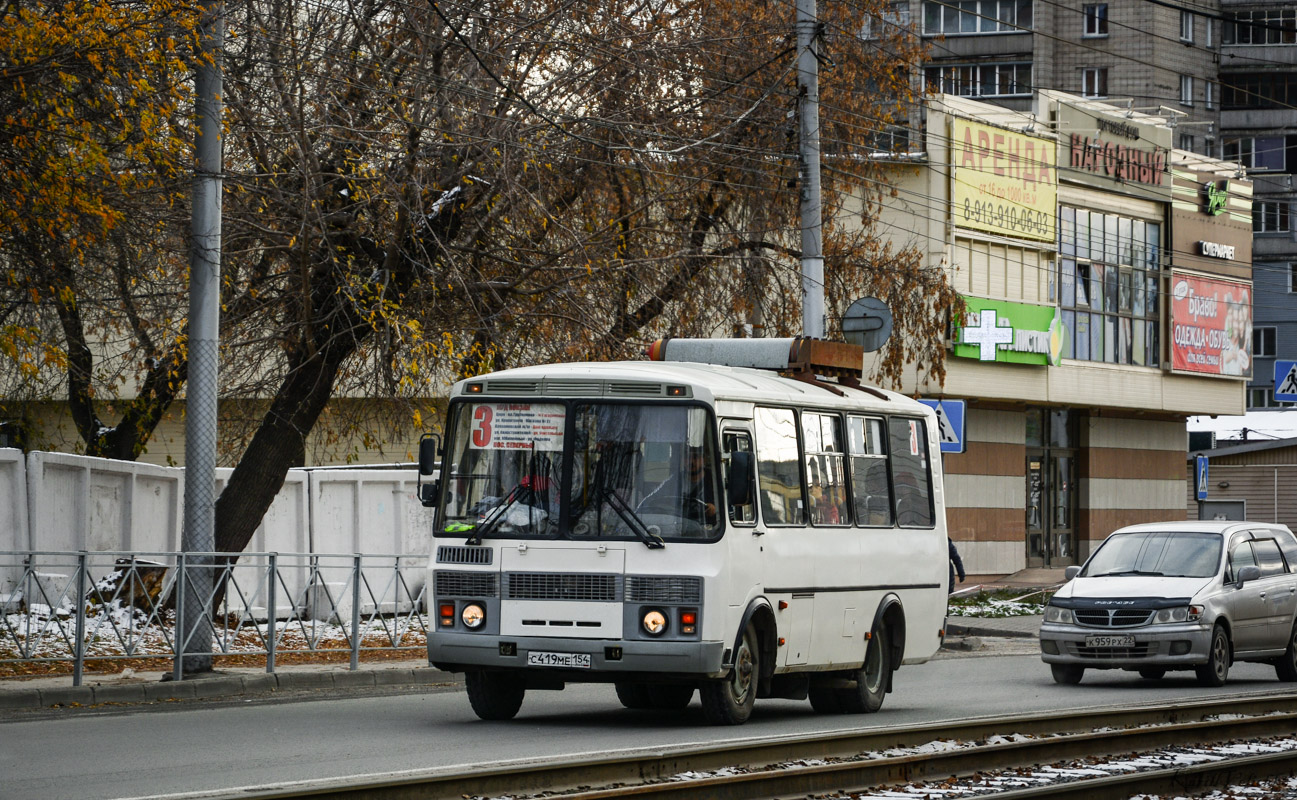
[190,691,1297,800]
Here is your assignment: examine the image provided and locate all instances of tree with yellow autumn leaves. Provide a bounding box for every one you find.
[1,0,961,556]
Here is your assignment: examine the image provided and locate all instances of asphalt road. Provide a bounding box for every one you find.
[3,651,1295,800]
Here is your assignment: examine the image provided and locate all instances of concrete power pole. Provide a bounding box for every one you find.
[796,0,825,340]
[179,0,225,676]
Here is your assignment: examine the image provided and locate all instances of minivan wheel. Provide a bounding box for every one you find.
[1276,621,1297,682]
[1195,624,1230,687]
[1051,664,1084,685]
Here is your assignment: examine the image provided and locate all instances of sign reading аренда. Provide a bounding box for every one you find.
[951,118,1057,243]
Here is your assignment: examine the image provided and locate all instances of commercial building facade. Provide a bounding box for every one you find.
[873,91,1252,575]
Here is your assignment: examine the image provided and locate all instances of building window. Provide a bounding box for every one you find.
[1223,136,1286,171]
[924,63,1032,97]
[1225,9,1297,45]
[1248,388,1296,409]
[1180,75,1194,106]
[1205,137,1216,158]
[1254,326,1277,358]
[1255,201,1292,233]
[1222,73,1297,109]
[1082,67,1108,98]
[1205,16,1214,48]
[1083,3,1108,36]
[1180,10,1195,42]
[862,0,910,39]
[1179,134,1195,152]
[1205,82,1215,110]
[1057,207,1161,368]
[923,0,1032,35]
[1290,263,1297,292]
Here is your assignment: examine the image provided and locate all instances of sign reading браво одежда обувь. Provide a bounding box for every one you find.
[955,297,1067,367]
[951,118,1057,243]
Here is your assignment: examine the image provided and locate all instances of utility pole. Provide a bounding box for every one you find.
[796,0,825,340]
[179,0,225,676]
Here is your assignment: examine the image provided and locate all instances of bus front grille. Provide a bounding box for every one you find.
[435,570,499,598]
[626,575,703,603]
[506,572,621,602]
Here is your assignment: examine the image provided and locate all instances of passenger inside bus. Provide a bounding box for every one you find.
[639,446,717,524]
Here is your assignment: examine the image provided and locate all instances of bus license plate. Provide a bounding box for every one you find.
[527,651,592,669]
[1085,634,1135,648]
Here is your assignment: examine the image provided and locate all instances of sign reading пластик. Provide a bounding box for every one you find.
[950,118,1057,243]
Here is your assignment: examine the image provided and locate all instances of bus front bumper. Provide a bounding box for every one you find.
[429,632,726,677]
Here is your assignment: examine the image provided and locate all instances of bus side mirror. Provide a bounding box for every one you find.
[417,433,442,508]
[727,451,754,507]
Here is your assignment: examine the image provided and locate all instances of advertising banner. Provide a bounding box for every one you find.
[1056,103,1173,203]
[1169,273,1252,378]
[951,118,1057,242]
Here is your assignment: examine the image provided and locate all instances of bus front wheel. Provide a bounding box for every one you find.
[702,623,759,725]
[465,670,526,720]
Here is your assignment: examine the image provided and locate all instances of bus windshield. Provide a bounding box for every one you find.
[440,401,720,541]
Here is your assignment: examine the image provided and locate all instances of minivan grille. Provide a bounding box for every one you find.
[435,570,499,598]
[626,575,703,603]
[507,572,620,601]
[1074,608,1155,628]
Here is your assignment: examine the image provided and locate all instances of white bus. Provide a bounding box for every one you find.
[417,338,950,725]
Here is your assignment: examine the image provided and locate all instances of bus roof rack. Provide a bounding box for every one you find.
[646,338,880,397]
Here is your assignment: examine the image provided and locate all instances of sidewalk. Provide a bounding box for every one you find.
[0,659,454,712]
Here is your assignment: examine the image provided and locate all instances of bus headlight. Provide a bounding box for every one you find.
[461,603,486,629]
[642,609,668,636]
[1044,605,1073,624]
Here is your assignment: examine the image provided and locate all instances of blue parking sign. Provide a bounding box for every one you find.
[919,399,966,454]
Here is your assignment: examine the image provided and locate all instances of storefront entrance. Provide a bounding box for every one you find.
[1025,409,1077,568]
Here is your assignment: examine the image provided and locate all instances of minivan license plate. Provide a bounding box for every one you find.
[1085,634,1135,648]
[527,651,592,669]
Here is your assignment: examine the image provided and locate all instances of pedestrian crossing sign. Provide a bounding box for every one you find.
[1276,360,1297,402]
[919,399,966,454]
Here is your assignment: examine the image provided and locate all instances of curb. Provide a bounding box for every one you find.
[947,617,1041,639]
[0,667,455,711]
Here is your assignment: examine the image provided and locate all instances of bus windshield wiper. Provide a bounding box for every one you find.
[604,490,665,549]
[467,484,523,545]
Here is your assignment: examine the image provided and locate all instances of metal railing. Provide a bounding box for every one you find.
[0,551,429,685]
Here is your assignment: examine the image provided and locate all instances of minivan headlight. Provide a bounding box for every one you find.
[1044,605,1073,624]
[1152,606,1202,624]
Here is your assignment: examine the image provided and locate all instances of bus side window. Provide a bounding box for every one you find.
[848,416,892,526]
[803,412,849,526]
[723,430,756,525]
[754,407,805,526]
[888,417,934,528]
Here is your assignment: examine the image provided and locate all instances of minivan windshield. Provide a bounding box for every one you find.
[1082,530,1222,578]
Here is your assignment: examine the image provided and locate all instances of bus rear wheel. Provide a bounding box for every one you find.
[702,624,759,725]
[839,625,889,714]
[465,670,526,721]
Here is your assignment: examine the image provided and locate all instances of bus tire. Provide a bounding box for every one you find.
[465,670,526,720]
[701,623,759,725]
[614,681,653,709]
[808,686,843,714]
[839,625,888,714]
[648,684,695,709]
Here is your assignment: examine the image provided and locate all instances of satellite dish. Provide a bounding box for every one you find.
[842,296,893,352]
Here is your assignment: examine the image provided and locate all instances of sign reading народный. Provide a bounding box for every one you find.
[950,118,1057,243]
[1056,104,1173,203]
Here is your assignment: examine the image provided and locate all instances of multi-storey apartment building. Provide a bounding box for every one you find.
[1219,4,1297,409]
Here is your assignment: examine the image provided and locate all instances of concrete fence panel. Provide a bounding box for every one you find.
[309,468,434,614]
[0,448,28,593]
[214,469,309,619]
[26,452,184,558]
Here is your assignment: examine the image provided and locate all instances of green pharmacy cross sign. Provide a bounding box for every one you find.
[955,298,1066,367]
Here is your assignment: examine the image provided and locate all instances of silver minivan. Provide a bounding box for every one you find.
[1040,521,1297,686]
